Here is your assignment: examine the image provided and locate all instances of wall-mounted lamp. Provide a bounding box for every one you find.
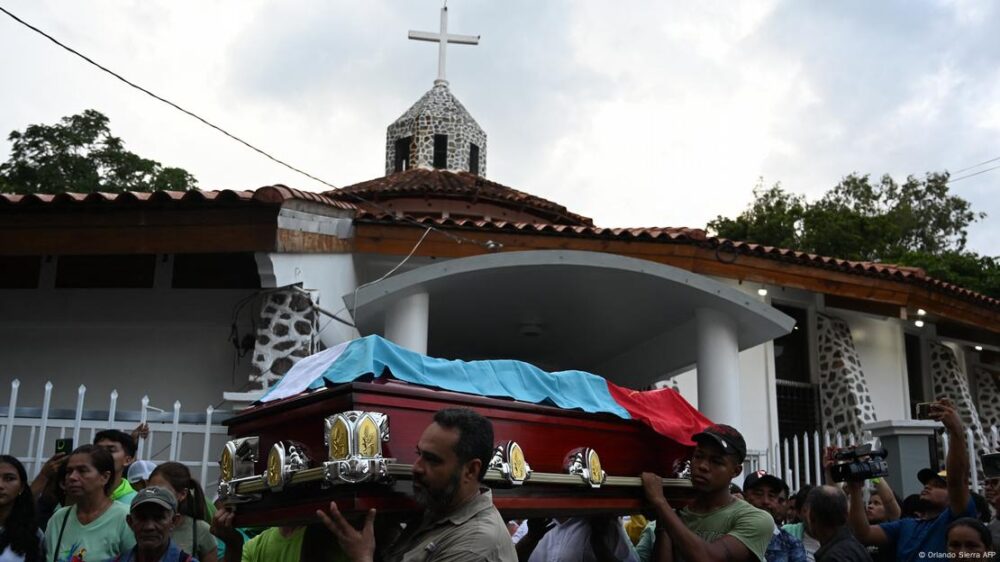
[917,309,927,316]
[914,320,925,328]
[975,345,984,351]
[757,288,768,296]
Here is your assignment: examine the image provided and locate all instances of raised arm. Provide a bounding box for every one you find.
[845,480,888,546]
[932,398,970,516]
[873,478,900,521]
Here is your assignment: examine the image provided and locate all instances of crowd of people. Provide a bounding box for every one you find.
[0,398,997,561]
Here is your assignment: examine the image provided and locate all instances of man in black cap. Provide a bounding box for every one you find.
[743,470,806,562]
[845,397,974,561]
[641,424,774,562]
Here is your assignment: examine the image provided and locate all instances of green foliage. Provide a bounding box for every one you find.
[708,172,997,298]
[0,109,197,194]
[708,180,805,250]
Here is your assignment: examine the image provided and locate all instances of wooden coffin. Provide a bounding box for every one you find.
[221,379,695,526]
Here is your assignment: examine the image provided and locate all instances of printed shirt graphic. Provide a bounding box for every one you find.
[44,503,136,562]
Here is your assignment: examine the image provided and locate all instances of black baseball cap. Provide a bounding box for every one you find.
[692,424,747,464]
[743,469,789,495]
[917,468,947,486]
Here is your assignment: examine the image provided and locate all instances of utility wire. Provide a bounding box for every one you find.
[949,164,1000,184]
[951,155,1000,175]
[0,4,497,250]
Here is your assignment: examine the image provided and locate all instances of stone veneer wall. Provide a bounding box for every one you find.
[930,343,988,476]
[385,82,487,176]
[975,366,1000,432]
[249,289,318,389]
[816,313,878,437]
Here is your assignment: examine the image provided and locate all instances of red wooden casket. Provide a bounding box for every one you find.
[220,379,695,526]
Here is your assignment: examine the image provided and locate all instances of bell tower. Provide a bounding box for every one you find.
[385,5,486,176]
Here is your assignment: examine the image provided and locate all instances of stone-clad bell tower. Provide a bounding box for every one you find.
[385,5,486,177]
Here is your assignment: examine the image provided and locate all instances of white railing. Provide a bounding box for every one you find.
[0,379,231,495]
[753,427,992,495]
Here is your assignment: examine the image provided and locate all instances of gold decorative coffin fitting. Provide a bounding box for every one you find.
[265,440,312,491]
[563,447,606,488]
[322,411,391,484]
[488,440,532,486]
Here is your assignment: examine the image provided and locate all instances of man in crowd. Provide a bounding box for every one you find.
[96,429,140,505]
[515,516,638,561]
[742,470,806,562]
[804,486,871,562]
[114,486,194,562]
[639,424,774,562]
[846,397,975,560]
[317,408,517,562]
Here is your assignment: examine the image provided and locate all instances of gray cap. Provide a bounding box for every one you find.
[127,460,157,484]
[130,485,177,513]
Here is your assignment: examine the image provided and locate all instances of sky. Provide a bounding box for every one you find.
[1,0,998,255]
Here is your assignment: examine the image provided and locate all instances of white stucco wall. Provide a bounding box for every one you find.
[0,288,257,411]
[832,309,910,422]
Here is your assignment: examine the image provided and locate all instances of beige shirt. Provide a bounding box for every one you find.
[383,488,517,562]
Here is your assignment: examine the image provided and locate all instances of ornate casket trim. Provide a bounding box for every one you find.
[322,410,393,485]
[488,440,532,486]
[563,447,606,488]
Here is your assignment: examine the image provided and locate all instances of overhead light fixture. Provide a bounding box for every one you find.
[917,309,927,316]
[975,345,984,351]
[757,288,768,296]
[914,320,925,328]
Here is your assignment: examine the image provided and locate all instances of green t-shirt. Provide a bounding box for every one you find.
[242,527,305,562]
[110,478,137,505]
[44,502,136,562]
[661,498,773,562]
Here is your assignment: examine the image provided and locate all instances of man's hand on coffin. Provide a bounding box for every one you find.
[641,472,670,508]
[210,507,244,547]
[317,501,376,562]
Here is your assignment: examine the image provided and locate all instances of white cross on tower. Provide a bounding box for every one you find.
[408,4,479,85]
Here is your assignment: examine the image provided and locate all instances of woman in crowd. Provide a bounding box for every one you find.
[864,482,901,562]
[147,461,219,562]
[44,444,134,561]
[0,455,43,562]
[946,517,992,556]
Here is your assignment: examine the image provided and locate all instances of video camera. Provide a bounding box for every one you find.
[830,444,889,483]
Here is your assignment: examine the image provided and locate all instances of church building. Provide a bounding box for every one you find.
[1,6,998,492]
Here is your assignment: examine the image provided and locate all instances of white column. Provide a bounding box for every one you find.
[385,291,430,354]
[696,307,741,427]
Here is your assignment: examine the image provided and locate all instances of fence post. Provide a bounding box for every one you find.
[169,401,181,461]
[813,430,822,486]
[783,439,791,484]
[802,433,811,489]
[72,385,86,446]
[137,396,149,460]
[942,431,950,462]
[790,435,799,492]
[3,379,19,454]
[33,382,53,477]
[200,406,214,486]
[108,390,118,429]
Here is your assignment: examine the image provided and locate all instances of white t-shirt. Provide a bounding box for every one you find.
[528,517,639,562]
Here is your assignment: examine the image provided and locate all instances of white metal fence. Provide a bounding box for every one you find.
[748,426,989,495]
[1,379,231,495]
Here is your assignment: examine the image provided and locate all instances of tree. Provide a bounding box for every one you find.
[0,109,197,194]
[707,172,998,298]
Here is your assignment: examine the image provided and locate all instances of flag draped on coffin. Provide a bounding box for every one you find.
[259,335,712,446]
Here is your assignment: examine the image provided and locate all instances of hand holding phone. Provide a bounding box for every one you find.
[55,438,73,455]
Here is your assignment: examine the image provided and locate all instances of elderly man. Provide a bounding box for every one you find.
[743,470,806,562]
[113,486,196,562]
[318,408,517,562]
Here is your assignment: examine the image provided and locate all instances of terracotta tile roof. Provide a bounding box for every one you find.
[0,185,357,210]
[355,212,1000,309]
[327,168,593,226]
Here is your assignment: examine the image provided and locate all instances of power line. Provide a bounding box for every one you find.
[951,155,1000,175]
[0,4,496,250]
[949,164,1000,184]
